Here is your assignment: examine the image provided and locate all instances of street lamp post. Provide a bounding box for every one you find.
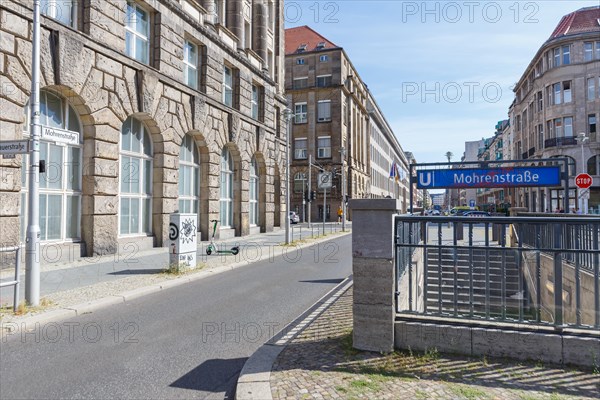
[445,151,453,212]
[577,132,589,214]
[340,147,346,232]
[25,1,42,306]
[283,109,293,244]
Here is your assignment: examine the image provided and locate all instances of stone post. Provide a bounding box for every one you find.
[349,198,401,353]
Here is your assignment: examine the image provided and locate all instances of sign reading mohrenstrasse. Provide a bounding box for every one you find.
[0,140,30,155]
[41,126,79,145]
[417,166,561,189]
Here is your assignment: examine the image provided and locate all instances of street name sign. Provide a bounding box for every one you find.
[0,140,30,158]
[41,126,79,145]
[417,166,561,189]
[575,173,593,189]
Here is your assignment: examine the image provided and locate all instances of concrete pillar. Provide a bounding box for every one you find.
[228,0,244,49]
[201,0,217,24]
[349,198,401,353]
[253,0,268,63]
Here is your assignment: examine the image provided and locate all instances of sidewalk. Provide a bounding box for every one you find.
[241,286,600,400]
[0,223,350,328]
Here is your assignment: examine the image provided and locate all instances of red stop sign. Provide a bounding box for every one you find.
[575,173,593,189]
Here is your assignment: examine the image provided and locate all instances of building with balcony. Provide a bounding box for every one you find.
[0,0,287,259]
[285,26,409,221]
[511,6,600,213]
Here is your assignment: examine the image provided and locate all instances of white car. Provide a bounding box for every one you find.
[289,211,300,224]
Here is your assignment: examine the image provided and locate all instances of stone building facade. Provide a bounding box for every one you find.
[511,6,600,213]
[285,26,407,222]
[0,0,287,259]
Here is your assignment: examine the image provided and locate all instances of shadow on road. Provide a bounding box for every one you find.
[170,357,248,398]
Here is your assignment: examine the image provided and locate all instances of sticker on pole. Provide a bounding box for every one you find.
[575,173,593,189]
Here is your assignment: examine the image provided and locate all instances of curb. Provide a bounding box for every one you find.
[235,276,353,400]
[1,232,351,338]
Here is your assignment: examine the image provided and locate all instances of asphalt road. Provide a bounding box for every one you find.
[0,235,352,399]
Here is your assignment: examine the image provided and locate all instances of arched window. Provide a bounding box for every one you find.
[21,91,82,241]
[588,155,598,176]
[179,135,200,215]
[220,148,233,227]
[294,172,306,193]
[249,158,259,226]
[120,116,152,235]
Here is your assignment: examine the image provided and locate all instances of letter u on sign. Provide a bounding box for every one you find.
[419,172,432,187]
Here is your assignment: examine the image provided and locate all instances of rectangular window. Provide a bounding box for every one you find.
[316,75,332,88]
[553,83,561,105]
[538,124,544,149]
[317,100,331,122]
[183,40,198,89]
[547,120,554,139]
[294,138,307,159]
[562,45,570,65]
[319,55,329,62]
[596,42,600,60]
[588,78,596,100]
[584,42,594,61]
[223,65,233,106]
[293,77,308,90]
[251,84,259,119]
[555,118,563,137]
[537,91,543,112]
[296,58,305,65]
[294,103,307,124]
[42,0,75,27]
[553,47,560,67]
[563,81,571,103]
[317,136,331,158]
[589,114,597,134]
[564,116,573,137]
[125,1,150,64]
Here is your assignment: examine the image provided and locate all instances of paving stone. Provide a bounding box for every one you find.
[270,288,600,400]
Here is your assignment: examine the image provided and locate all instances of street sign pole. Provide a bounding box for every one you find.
[323,187,326,236]
[340,147,346,232]
[308,154,312,228]
[26,0,42,306]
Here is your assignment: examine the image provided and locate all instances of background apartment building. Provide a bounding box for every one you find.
[0,0,287,259]
[285,26,408,221]
[511,6,600,213]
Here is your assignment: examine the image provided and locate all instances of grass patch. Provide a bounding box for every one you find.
[339,330,359,357]
[415,389,428,399]
[163,262,207,275]
[349,379,380,392]
[0,298,54,317]
[448,384,489,400]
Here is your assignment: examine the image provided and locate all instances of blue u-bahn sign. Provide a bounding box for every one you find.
[416,166,561,189]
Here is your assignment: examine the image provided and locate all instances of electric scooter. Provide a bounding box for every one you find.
[206,219,240,255]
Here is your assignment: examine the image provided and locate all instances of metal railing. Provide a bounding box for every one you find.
[394,215,600,332]
[0,245,22,312]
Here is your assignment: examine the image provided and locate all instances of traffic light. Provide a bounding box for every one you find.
[311,190,316,200]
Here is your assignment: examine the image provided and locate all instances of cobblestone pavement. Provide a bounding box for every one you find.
[271,288,600,400]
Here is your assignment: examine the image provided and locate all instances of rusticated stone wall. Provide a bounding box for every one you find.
[0,0,287,258]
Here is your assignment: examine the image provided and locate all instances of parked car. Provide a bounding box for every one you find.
[430,209,441,215]
[289,211,300,224]
[463,211,491,217]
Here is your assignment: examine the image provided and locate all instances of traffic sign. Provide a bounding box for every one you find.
[0,140,30,157]
[575,173,593,189]
[317,171,333,189]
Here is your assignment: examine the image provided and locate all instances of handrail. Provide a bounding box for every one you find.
[0,245,21,312]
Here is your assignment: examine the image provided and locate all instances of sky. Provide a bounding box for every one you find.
[285,0,600,164]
